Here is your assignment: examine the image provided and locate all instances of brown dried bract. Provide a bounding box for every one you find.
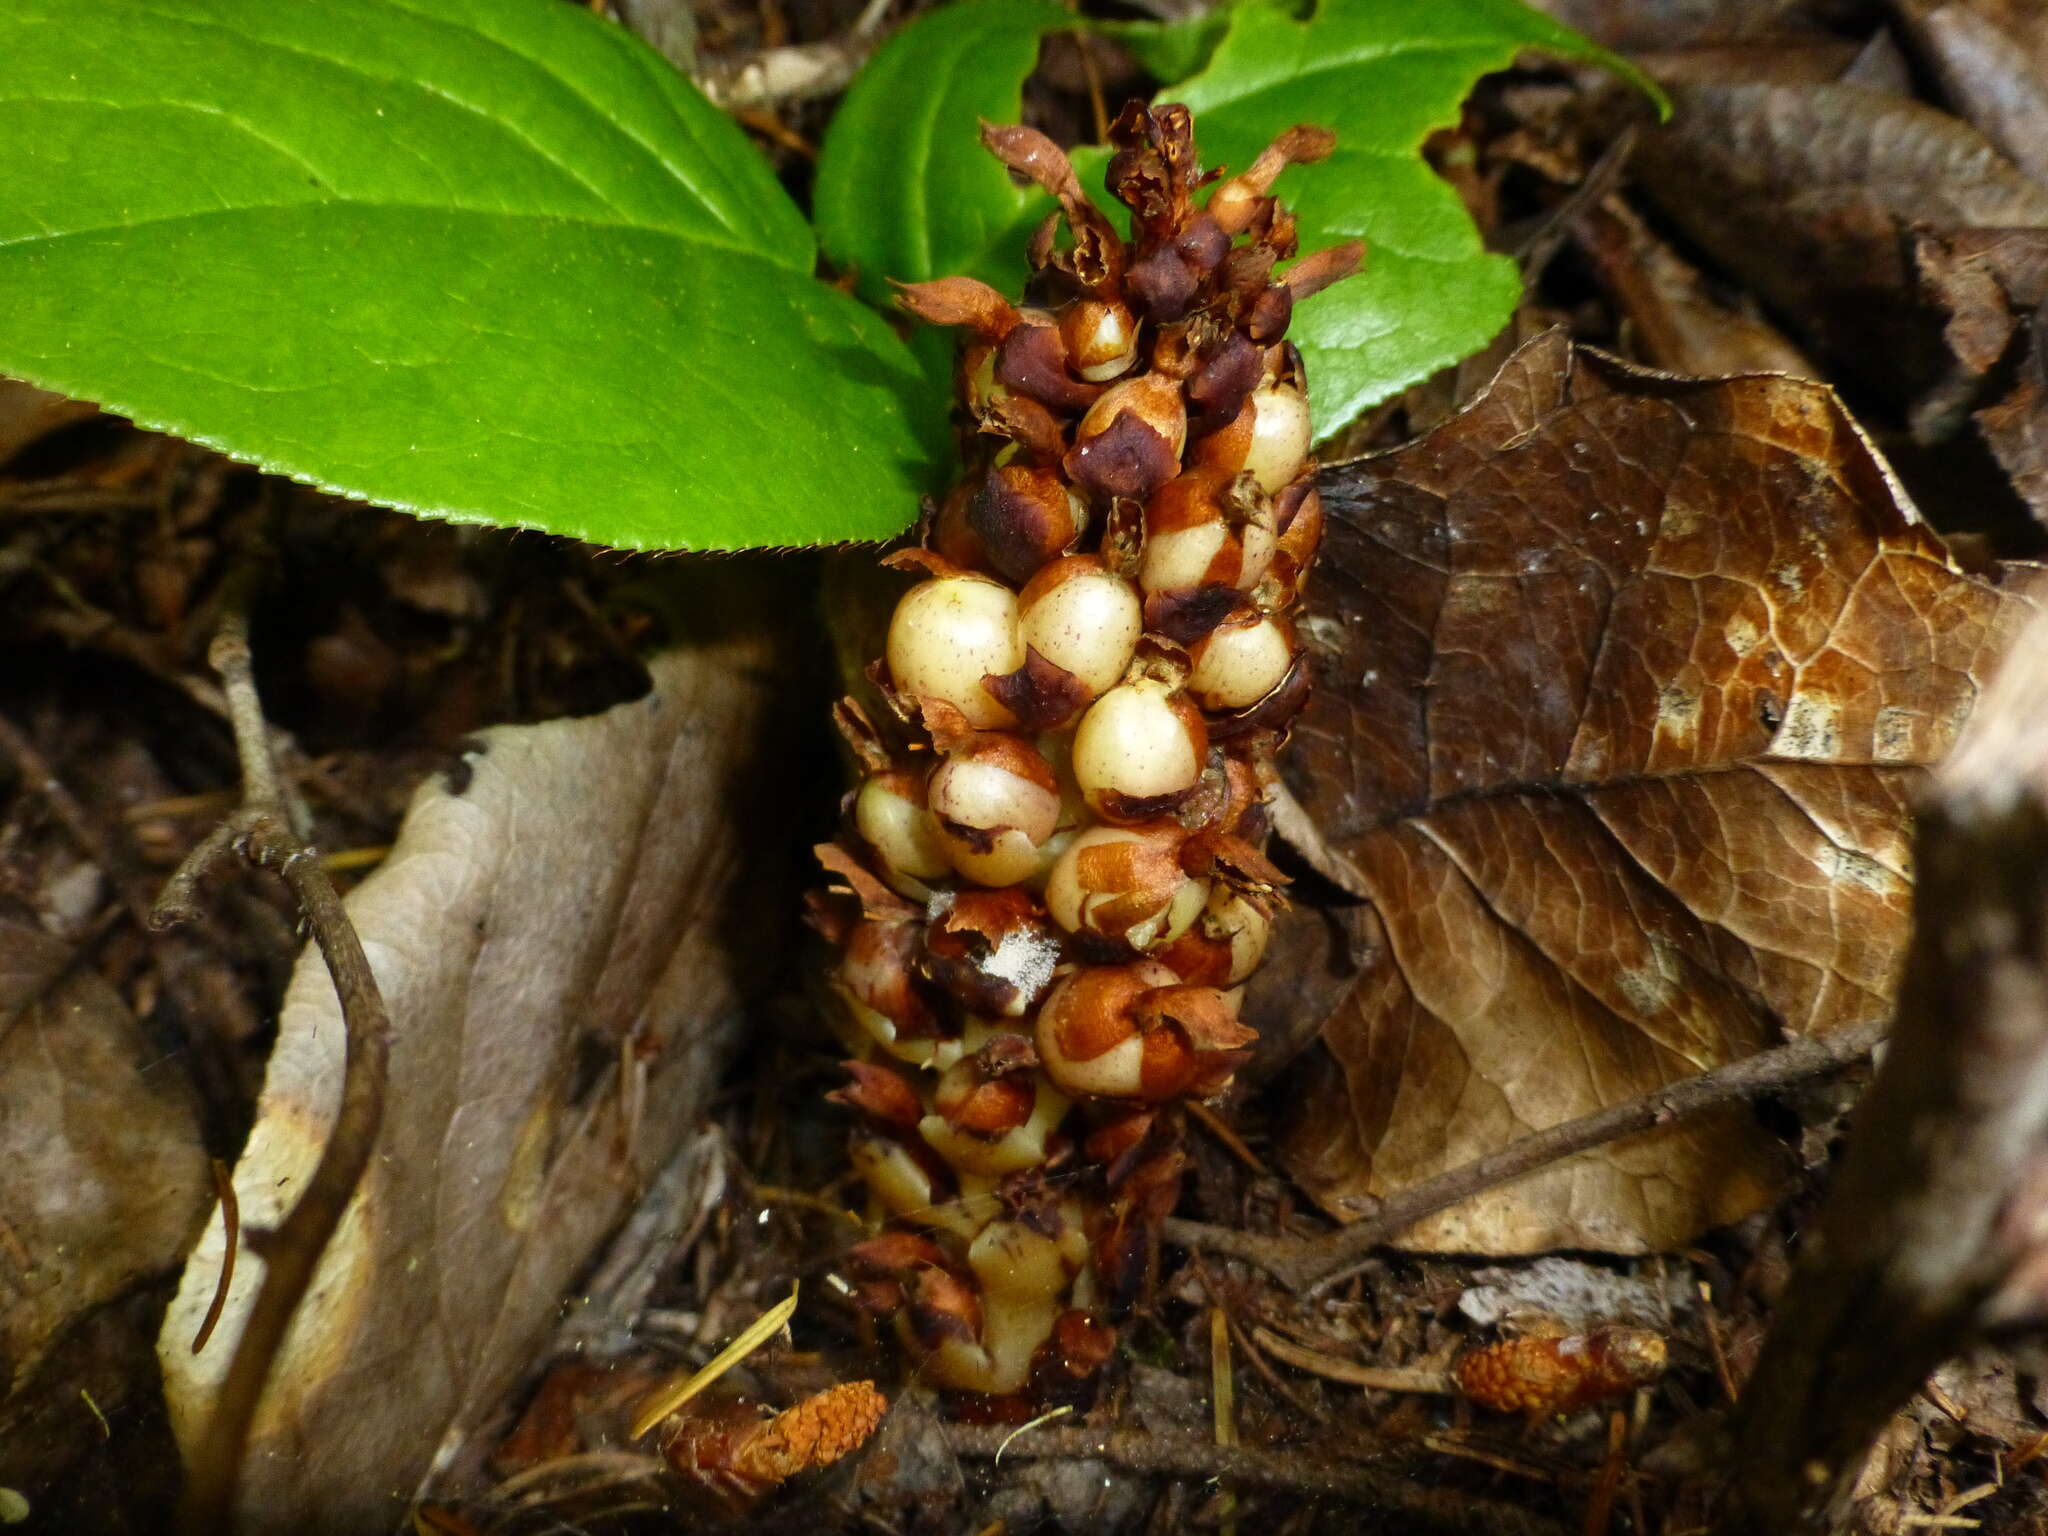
[1278,330,2048,1253]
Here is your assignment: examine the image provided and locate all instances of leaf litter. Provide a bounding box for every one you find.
[10,0,2048,1531]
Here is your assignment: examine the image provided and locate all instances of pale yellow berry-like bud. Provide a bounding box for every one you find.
[886,575,1024,730]
[1240,384,1313,494]
[850,1131,939,1226]
[1035,961,1253,1101]
[1139,469,1278,596]
[1060,298,1140,382]
[920,1066,1068,1177]
[1072,680,1208,821]
[928,734,1062,886]
[1032,959,1177,1100]
[1196,383,1312,496]
[1018,555,1143,699]
[1205,888,1271,984]
[1157,886,1273,986]
[1044,824,1208,951]
[854,769,952,895]
[1186,611,1298,712]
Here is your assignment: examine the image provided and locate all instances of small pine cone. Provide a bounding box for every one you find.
[662,1381,887,1509]
[818,101,1362,1403]
[1453,1328,1670,1418]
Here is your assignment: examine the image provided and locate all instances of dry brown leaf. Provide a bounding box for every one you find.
[1633,81,2048,424]
[0,921,209,1488]
[1575,199,1821,381]
[1525,0,1812,52]
[1899,0,2048,187]
[158,566,805,1532]
[1915,227,2048,527]
[1277,331,2046,1253]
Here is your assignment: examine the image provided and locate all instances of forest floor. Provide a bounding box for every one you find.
[8,0,2048,1532]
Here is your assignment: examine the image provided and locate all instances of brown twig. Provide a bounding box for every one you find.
[1248,1324,1454,1396]
[1165,1015,1889,1294]
[190,1157,240,1356]
[692,0,889,113]
[944,1425,1570,1536]
[157,609,392,1536]
[1711,608,2048,1536]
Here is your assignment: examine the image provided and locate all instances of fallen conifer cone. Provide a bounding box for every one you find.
[811,101,1362,1404]
[1454,1328,1669,1420]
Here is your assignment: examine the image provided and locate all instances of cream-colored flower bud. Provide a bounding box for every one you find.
[1060,298,1139,382]
[1195,383,1312,497]
[854,770,952,895]
[1072,680,1208,821]
[1139,469,1278,595]
[1018,556,1143,699]
[1187,612,1298,712]
[1206,888,1271,984]
[850,1132,937,1225]
[928,735,1062,886]
[1241,384,1313,493]
[920,1072,1068,1178]
[1157,885,1273,986]
[886,575,1023,729]
[1076,373,1187,457]
[1045,824,1208,951]
[1034,959,1180,1099]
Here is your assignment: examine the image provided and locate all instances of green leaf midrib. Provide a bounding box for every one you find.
[0,198,780,263]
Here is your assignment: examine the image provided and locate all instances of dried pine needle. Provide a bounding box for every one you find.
[993,1404,1073,1465]
[629,1283,799,1441]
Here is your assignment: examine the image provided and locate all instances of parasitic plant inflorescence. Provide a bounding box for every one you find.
[810,102,1361,1404]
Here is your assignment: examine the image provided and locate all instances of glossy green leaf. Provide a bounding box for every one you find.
[1160,0,1655,435]
[0,0,944,550]
[815,0,1074,307]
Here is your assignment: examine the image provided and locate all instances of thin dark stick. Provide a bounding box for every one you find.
[155,612,392,1536]
[1166,1015,1889,1294]
[191,1158,240,1356]
[944,1425,1570,1536]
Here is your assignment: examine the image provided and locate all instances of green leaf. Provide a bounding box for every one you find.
[0,0,944,550]
[1100,12,1232,86]
[1164,0,1656,436]
[815,0,1073,307]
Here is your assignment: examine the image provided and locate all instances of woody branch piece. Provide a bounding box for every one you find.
[943,1425,1569,1536]
[1712,605,2048,1536]
[152,605,393,1536]
[1163,1015,1889,1295]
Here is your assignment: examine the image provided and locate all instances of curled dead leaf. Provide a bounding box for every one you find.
[1278,331,2045,1253]
[0,921,209,1492]
[1633,80,2048,424]
[158,566,806,1531]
